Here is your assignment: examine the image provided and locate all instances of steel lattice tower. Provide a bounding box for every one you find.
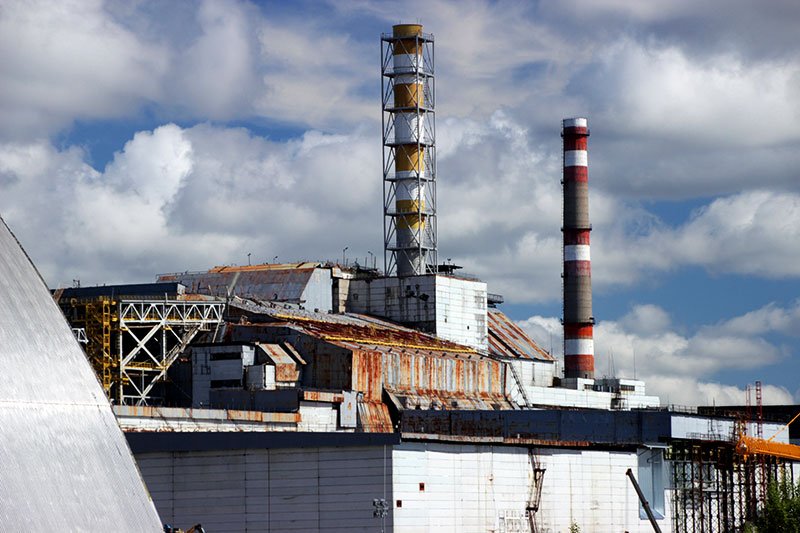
[381,24,436,277]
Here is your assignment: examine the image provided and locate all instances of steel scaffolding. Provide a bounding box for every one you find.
[64,297,224,405]
[668,440,792,532]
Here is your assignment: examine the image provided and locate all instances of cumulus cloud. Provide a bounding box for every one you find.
[518,302,797,406]
[588,190,800,288]
[0,122,385,285]
[167,0,262,119]
[2,109,799,303]
[0,0,167,139]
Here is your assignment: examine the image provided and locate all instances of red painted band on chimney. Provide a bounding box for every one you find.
[564,261,591,276]
[564,324,593,337]
[563,126,589,137]
[563,137,588,151]
[563,167,588,182]
[563,230,590,245]
[564,354,594,373]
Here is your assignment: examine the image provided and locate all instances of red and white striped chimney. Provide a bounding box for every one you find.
[562,117,594,380]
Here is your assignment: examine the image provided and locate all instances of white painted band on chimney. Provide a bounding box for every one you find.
[395,74,424,86]
[393,53,423,72]
[563,118,588,128]
[564,244,591,261]
[564,338,594,355]
[564,150,588,167]
[564,245,591,262]
[395,170,429,180]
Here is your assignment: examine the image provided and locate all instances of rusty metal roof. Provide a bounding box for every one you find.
[387,391,513,411]
[256,343,298,366]
[255,343,301,382]
[357,401,394,433]
[234,300,477,354]
[278,314,477,354]
[488,308,555,361]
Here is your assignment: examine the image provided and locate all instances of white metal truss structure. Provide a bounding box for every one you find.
[72,327,88,344]
[381,27,437,277]
[117,299,224,405]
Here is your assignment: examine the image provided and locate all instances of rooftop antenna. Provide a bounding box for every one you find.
[608,347,616,378]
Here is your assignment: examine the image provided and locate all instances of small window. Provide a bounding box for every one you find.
[210,379,242,388]
[210,351,243,361]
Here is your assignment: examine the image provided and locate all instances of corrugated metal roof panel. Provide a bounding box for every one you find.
[357,401,394,433]
[255,343,300,382]
[236,301,477,354]
[488,308,555,361]
[162,269,319,302]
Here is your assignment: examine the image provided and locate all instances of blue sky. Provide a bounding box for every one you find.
[1,0,800,406]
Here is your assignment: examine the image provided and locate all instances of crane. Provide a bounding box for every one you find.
[736,410,800,461]
[735,381,800,461]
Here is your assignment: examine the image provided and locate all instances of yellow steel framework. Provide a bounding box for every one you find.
[67,297,117,393]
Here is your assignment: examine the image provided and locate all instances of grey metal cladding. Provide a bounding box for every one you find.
[0,217,162,532]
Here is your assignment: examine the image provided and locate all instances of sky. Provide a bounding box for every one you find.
[1,0,800,407]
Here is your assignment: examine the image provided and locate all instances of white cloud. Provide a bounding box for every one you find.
[589,38,800,148]
[253,18,375,129]
[589,190,800,288]
[3,109,799,304]
[167,0,262,119]
[518,302,797,406]
[0,0,167,139]
[0,122,383,285]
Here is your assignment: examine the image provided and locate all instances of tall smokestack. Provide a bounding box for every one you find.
[562,117,594,380]
[381,24,437,277]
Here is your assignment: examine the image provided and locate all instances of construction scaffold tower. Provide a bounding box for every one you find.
[381,24,437,277]
[62,297,224,405]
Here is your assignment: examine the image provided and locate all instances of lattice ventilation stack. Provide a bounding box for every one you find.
[381,24,437,276]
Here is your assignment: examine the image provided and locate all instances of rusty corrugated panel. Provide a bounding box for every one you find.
[229,309,511,412]
[274,311,476,354]
[232,302,476,353]
[256,343,301,382]
[302,390,344,403]
[357,401,394,433]
[114,405,301,424]
[488,308,554,361]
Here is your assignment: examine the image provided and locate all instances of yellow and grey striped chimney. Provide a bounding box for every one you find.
[381,24,436,276]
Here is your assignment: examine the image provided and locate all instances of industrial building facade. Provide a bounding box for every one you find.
[29,21,800,533]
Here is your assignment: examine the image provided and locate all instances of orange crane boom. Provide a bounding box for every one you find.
[736,435,800,461]
[736,410,800,461]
